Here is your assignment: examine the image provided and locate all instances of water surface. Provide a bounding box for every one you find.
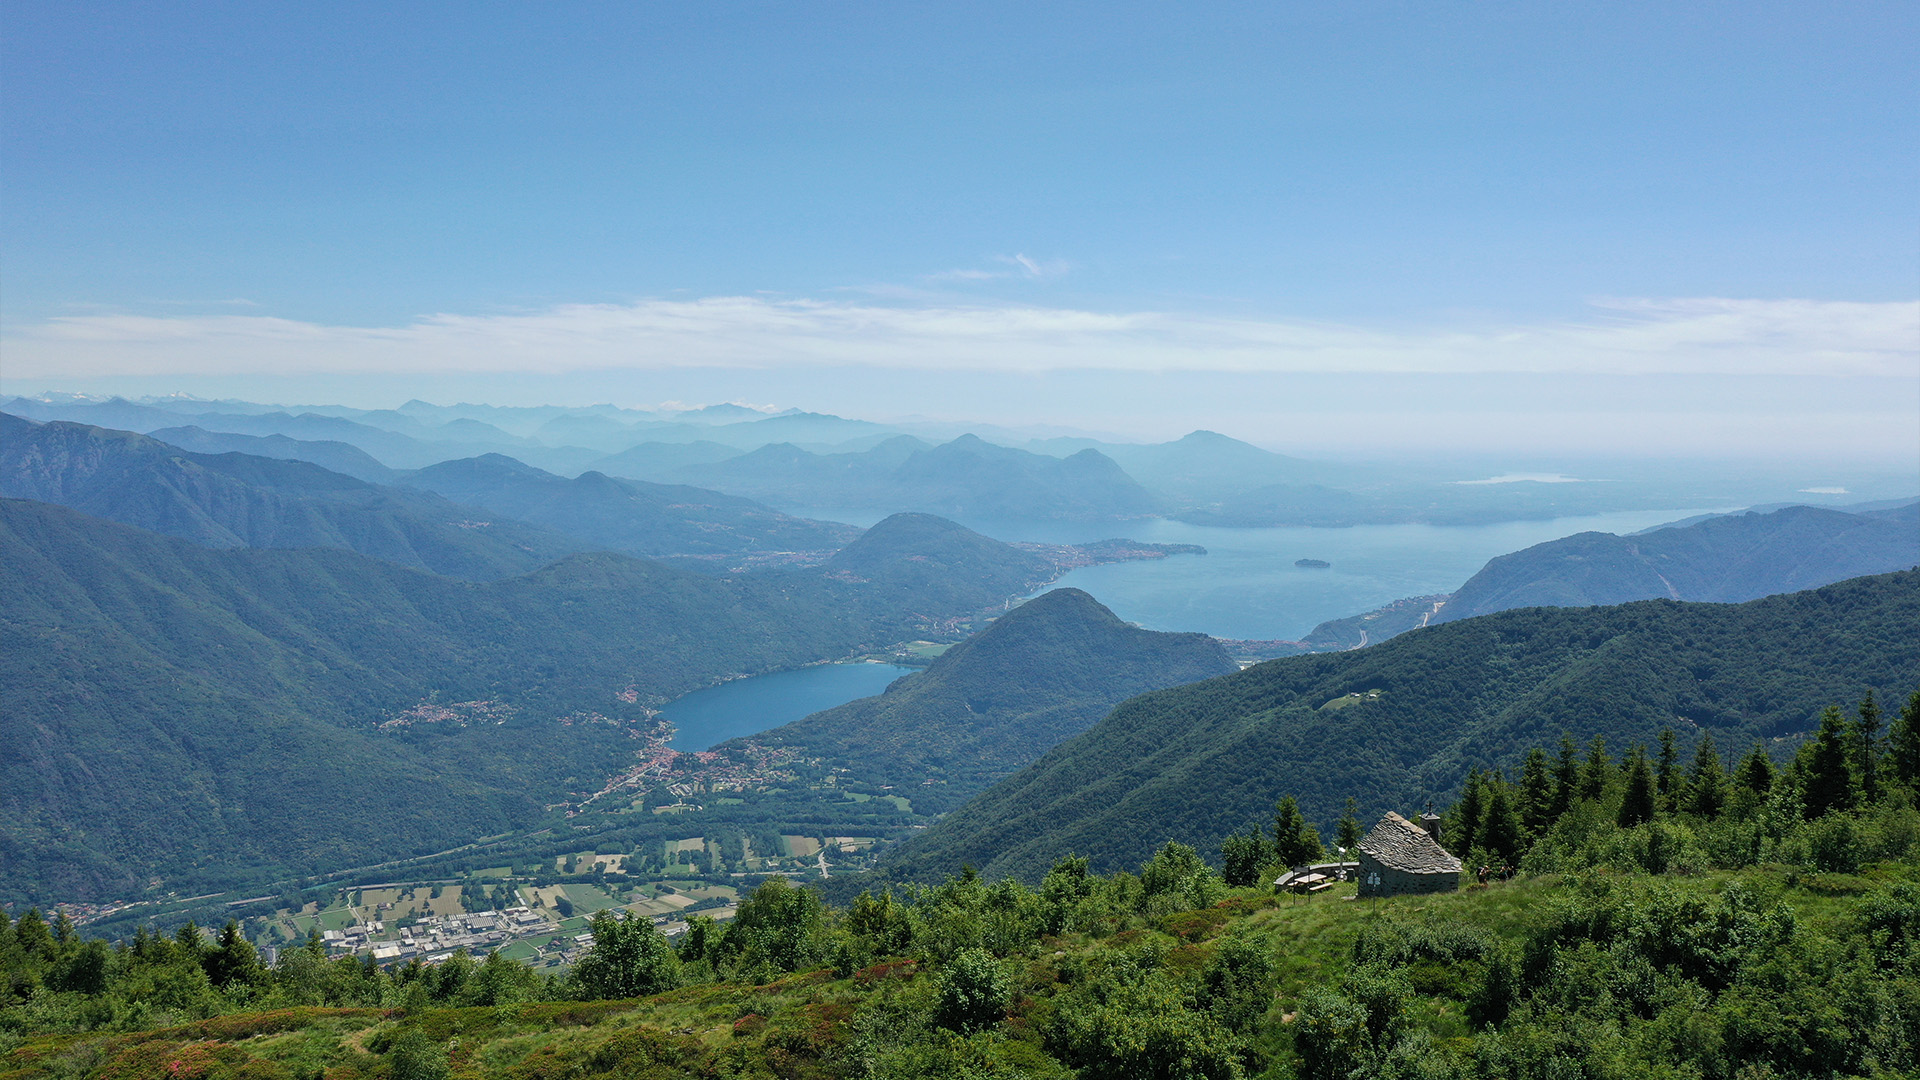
[662,662,918,751]
[792,507,1726,641]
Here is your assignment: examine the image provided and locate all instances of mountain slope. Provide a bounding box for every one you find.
[1100,430,1383,503]
[398,454,858,560]
[822,512,1057,615]
[0,414,580,580]
[674,434,1159,520]
[880,570,1920,883]
[734,588,1236,812]
[0,499,910,903]
[1435,504,1919,622]
[143,426,398,483]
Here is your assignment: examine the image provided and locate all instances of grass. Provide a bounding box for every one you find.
[12,864,1904,1080]
[557,884,625,915]
[495,940,539,962]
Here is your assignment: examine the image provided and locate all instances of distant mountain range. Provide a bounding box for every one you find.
[731,588,1237,814]
[1288,501,1918,651]
[656,434,1163,522]
[880,569,1920,884]
[18,393,1883,527]
[0,413,581,581]
[396,453,859,562]
[1433,502,1919,623]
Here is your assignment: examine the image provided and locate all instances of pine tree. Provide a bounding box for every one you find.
[1220,824,1274,887]
[1477,780,1524,865]
[1688,732,1727,818]
[1735,740,1776,796]
[203,919,262,989]
[1518,748,1554,837]
[1618,746,1656,828]
[1804,705,1858,818]
[1580,736,1612,802]
[1335,797,1364,851]
[1551,735,1579,818]
[1890,689,1920,790]
[13,909,53,962]
[1273,796,1324,868]
[1448,771,1488,854]
[1657,728,1683,809]
[1856,691,1883,805]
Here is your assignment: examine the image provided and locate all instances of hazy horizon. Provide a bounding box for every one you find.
[4,5,1915,468]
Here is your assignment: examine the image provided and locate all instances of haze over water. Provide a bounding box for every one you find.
[803,508,1727,642]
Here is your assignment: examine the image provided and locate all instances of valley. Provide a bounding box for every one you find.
[2,396,1915,1080]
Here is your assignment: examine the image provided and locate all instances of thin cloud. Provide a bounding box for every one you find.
[999,253,1070,278]
[4,296,1913,379]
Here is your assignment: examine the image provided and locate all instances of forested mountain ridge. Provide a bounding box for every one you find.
[397,453,859,562]
[667,434,1161,521]
[1435,502,1920,622]
[0,494,1097,905]
[0,414,581,581]
[144,425,399,484]
[881,570,1920,884]
[729,588,1238,812]
[820,512,1059,616]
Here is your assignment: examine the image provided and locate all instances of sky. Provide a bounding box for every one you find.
[3,2,1916,462]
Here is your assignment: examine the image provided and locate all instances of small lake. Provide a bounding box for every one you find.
[661,662,918,751]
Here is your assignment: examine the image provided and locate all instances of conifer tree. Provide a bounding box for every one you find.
[1856,691,1883,805]
[1579,736,1611,802]
[1656,728,1683,809]
[1335,797,1364,851]
[1804,705,1858,818]
[1448,771,1488,854]
[203,919,262,989]
[1688,732,1727,818]
[1272,796,1323,868]
[13,909,53,962]
[1551,734,1579,817]
[1519,748,1554,837]
[1735,740,1776,797]
[1477,780,1524,865]
[1890,689,1920,790]
[1220,824,1274,887]
[1618,746,1656,828]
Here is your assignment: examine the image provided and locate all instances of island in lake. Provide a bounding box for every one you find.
[1295,557,1331,568]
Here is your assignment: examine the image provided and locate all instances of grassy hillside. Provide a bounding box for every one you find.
[5,857,1914,1078]
[881,571,1920,883]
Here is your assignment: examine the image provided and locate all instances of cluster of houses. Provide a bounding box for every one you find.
[321,906,550,964]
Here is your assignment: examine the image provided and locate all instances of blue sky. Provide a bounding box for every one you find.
[3,2,1915,460]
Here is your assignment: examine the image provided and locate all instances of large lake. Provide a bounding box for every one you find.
[793,507,1725,641]
[664,507,1720,748]
[662,662,918,752]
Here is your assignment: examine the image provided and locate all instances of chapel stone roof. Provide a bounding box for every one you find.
[1358,812,1465,875]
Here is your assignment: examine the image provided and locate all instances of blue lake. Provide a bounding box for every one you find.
[661,662,918,752]
[668,507,1725,747]
[793,507,1726,641]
